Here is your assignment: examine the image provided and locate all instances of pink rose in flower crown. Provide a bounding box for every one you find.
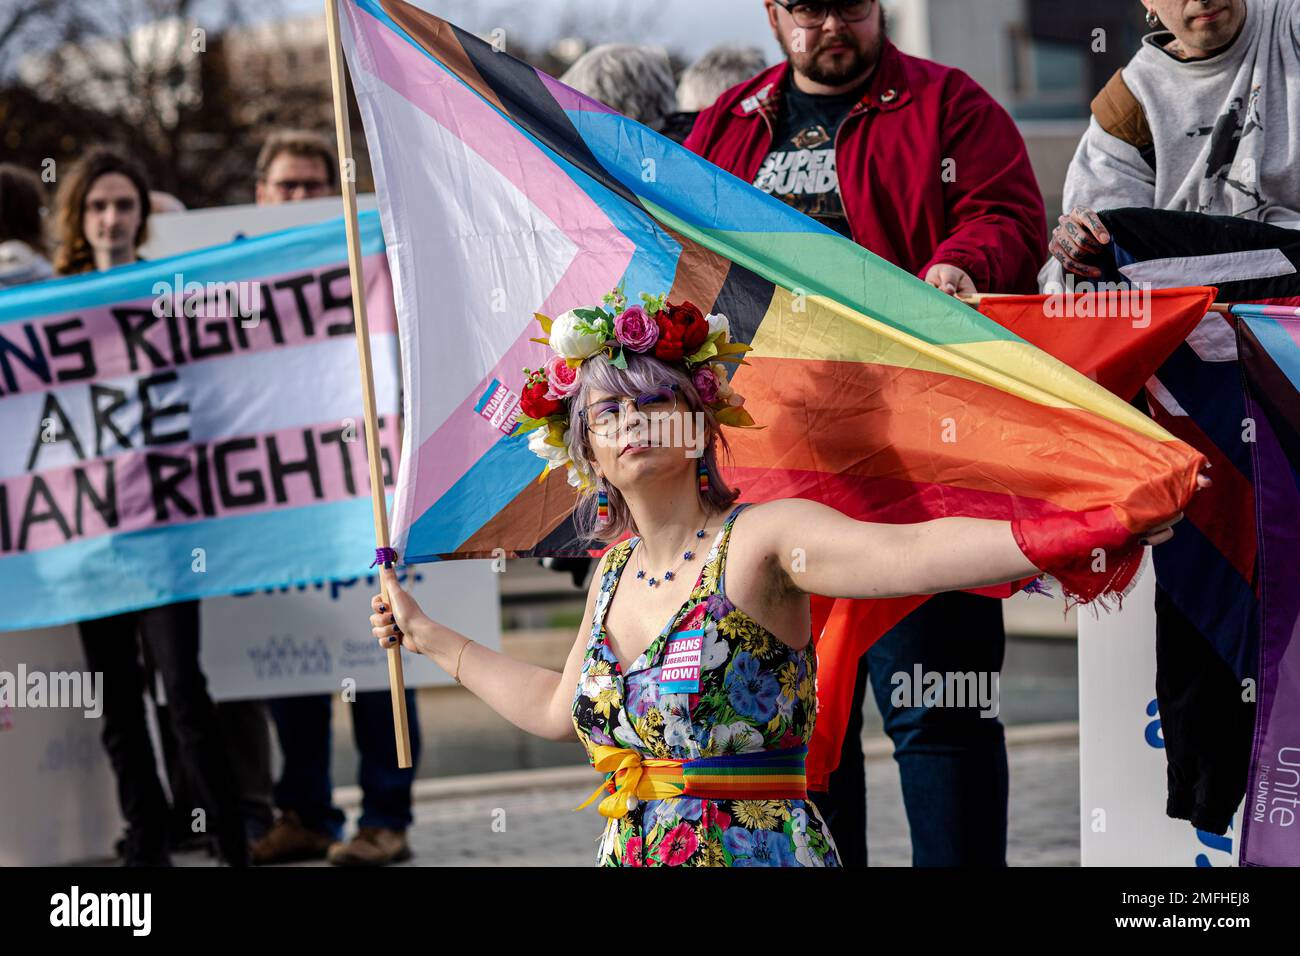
[614,306,659,353]
[544,354,581,400]
[691,365,720,404]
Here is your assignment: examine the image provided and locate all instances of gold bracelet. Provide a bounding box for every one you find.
[453,638,472,684]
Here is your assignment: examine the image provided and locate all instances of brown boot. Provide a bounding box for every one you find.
[326,827,412,867]
[249,811,334,865]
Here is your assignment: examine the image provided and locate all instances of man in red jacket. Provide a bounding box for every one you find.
[686,0,1047,867]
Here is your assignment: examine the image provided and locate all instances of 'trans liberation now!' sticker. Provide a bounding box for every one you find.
[660,628,704,694]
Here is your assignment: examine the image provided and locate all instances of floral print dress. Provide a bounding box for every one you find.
[571,502,841,867]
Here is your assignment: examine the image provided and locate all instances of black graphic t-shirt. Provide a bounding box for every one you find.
[753,77,870,237]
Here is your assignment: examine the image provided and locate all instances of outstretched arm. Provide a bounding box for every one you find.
[369,563,602,742]
[742,498,1180,601]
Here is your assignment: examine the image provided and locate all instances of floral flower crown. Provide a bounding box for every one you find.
[513,287,758,492]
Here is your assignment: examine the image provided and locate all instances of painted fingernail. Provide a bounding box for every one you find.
[379,604,386,613]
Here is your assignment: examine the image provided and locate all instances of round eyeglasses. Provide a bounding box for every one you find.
[579,384,680,437]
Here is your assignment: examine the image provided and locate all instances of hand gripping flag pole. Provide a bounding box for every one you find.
[324,0,412,768]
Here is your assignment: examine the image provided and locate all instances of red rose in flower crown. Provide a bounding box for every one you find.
[653,301,710,362]
[520,370,563,420]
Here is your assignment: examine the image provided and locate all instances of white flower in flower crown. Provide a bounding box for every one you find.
[549,310,607,360]
[564,452,595,490]
[528,425,570,470]
[705,312,730,340]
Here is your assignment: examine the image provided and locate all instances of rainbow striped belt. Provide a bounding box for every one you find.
[575,744,809,819]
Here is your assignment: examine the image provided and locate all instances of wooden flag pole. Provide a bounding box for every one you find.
[323,0,412,768]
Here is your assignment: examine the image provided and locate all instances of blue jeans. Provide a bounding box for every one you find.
[269,688,421,837]
[811,591,1008,866]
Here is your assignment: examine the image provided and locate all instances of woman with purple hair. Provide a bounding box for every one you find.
[367,286,1192,867]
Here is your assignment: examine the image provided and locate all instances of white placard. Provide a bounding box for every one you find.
[141,194,378,258]
[199,561,500,700]
[1078,562,1242,866]
[0,625,120,866]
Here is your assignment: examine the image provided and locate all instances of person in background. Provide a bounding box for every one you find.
[662,45,769,143]
[1043,0,1300,841]
[0,164,54,288]
[134,179,270,853]
[250,128,423,867]
[559,43,679,133]
[684,0,1048,866]
[254,129,337,205]
[1045,0,1298,282]
[55,145,248,867]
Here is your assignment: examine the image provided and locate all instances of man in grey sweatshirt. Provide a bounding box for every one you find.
[1045,0,1300,280]
[1042,0,1300,838]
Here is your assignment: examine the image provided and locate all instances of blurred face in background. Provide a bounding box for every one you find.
[256,153,333,205]
[767,0,885,91]
[82,172,142,267]
[1145,1,1247,55]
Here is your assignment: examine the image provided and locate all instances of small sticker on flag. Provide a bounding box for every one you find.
[475,379,522,435]
[660,627,705,694]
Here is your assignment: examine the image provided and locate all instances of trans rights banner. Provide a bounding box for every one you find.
[0,212,399,631]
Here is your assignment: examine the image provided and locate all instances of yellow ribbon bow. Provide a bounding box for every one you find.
[574,745,685,819]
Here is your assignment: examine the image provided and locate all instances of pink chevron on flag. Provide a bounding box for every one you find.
[342,0,635,553]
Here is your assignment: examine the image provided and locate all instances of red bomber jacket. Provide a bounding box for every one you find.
[683,41,1048,294]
